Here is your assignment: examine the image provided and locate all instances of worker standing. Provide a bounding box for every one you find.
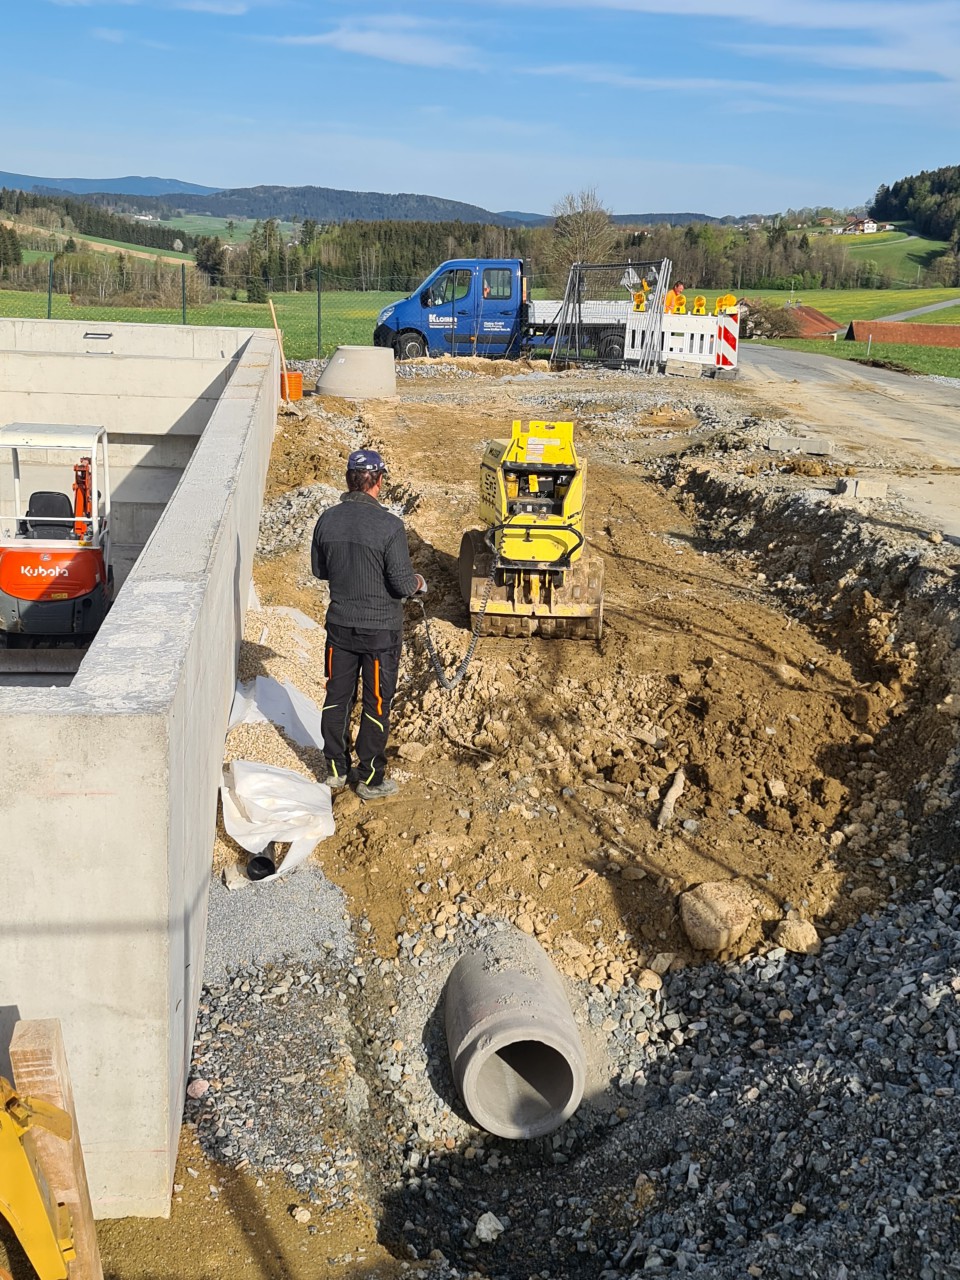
[664,281,686,314]
[311,449,425,801]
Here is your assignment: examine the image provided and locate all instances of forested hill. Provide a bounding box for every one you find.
[51,183,733,228]
[83,185,530,226]
[872,166,960,241]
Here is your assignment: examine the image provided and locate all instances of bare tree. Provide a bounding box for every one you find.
[548,188,618,278]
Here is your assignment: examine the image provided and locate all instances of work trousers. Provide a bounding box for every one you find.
[320,628,401,788]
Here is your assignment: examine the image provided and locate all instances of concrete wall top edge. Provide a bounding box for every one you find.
[0,318,273,361]
[0,326,279,716]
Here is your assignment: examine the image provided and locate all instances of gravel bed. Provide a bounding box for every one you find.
[202,867,353,984]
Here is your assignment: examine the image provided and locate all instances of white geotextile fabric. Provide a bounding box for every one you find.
[229,675,323,749]
[220,759,335,884]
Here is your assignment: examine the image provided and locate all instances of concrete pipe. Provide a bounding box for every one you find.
[445,926,586,1140]
[315,345,397,399]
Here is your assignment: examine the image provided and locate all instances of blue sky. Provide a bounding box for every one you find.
[5,0,960,216]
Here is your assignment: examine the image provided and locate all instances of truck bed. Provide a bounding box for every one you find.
[527,299,632,327]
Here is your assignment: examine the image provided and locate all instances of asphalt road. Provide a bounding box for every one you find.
[737,344,960,539]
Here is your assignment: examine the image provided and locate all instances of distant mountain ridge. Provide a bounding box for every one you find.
[0,170,220,197]
[0,168,740,226]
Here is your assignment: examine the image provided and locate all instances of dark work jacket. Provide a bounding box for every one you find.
[311,492,418,631]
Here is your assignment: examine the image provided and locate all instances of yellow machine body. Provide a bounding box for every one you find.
[0,1078,76,1280]
[459,419,603,638]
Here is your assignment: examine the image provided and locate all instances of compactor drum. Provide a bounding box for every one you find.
[459,420,603,639]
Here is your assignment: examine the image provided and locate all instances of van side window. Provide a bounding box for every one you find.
[429,270,472,306]
[482,268,512,300]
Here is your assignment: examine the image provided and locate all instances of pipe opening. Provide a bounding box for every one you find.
[474,1040,575,1135]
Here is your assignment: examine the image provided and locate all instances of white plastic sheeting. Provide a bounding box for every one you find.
[220,760,335,883]
[223,676,333,882]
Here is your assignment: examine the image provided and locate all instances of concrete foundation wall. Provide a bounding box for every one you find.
[0,319,278,1216]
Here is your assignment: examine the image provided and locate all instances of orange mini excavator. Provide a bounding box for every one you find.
[0,424,114,644]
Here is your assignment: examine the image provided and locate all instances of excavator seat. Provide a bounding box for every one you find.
[24,491,74,539]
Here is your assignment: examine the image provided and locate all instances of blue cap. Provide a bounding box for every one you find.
[347,448,388,475]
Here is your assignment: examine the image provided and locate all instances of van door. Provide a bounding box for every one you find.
[478,265,520,356]
[423,268,474,354]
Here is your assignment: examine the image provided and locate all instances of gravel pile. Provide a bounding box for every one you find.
[193,866,960,1278]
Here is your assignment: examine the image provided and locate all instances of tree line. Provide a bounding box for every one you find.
[188,212,957,295]
[872,165,960,246]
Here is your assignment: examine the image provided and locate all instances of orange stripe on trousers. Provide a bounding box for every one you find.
[374,659,382,716]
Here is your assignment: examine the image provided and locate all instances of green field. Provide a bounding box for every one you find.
[156,214,298,243]
[757,336,960,378]
[904,304,960,324]
[839,231,950,282]
[748,287,960,322]
[0,286,389,358]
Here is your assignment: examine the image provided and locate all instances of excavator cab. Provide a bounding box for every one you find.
[0,424,113,643]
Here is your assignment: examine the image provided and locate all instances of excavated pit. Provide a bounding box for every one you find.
[96,363,960,1280]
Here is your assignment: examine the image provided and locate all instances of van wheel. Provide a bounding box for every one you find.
[396,332,426,360]
[597,330,625,363]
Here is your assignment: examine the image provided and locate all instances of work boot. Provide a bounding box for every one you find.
[357,778,399,802]
[326,766,357,791]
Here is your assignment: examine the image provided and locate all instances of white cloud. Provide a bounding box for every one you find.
[496,0,955,34]
[526,55,958,112]
[171,1,251,13]
[91,24,172,48]
[260,15,482,69]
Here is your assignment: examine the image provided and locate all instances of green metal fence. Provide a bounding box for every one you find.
[0,261,425,360]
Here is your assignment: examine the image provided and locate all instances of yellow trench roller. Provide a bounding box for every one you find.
[0,1077,76,1280]
[458,420,604,639]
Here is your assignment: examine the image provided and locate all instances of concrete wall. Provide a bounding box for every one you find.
[0,319,279,1216]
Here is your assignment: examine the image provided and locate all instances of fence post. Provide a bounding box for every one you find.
[47,258,54,319]
[317,267,322,360]
[181,263,187,325]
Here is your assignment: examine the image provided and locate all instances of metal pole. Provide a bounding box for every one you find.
[866,334,872,357]
[181,263,187,324]
[317,267,322,359]
[47,258,53,319]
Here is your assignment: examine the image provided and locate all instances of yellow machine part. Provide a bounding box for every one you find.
[0,1078,76,1280]
[461,419,603,639]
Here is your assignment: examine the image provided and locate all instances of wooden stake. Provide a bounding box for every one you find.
[10,1020,104,1280]
[268,297,291,404]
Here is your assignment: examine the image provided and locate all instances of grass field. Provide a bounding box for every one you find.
[840,231,950,283]
[904,304,960,325]
[0,286,389,358]
[757,336,960,378]
[747,287,960,322]
[156,214,298,243]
